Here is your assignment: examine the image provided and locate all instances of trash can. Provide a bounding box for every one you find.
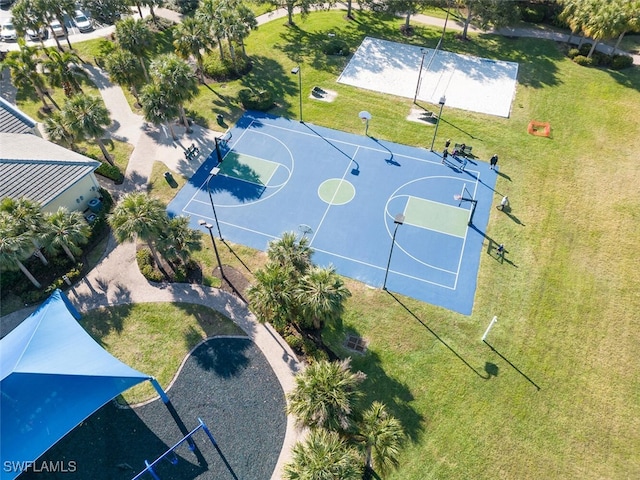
[88,198,102,213]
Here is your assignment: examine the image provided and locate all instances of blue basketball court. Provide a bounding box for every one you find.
[167,112,497,315]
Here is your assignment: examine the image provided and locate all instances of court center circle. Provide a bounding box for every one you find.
[318,178,356,205]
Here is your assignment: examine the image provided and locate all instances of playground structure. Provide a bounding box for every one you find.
[527,120,551,137]
[131,418,218,480]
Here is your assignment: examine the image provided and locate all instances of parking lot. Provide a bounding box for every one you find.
[0,4,114,51]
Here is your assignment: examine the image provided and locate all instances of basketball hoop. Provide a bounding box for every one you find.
[454,194,462,201]
[298,224,313,238]
[358,110,372,135]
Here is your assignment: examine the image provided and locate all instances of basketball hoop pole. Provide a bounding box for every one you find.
[413,48,427,104]
[382,213,405,290]
[430,96,446,151]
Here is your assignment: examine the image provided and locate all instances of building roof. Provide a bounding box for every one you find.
[0,133,101,207]
[0,98,37,134]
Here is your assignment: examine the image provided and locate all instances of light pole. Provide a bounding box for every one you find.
[199,219,224,281]
[430,95,446,151]
[205,167,222,240]
[413,48,427,104]
[291,66,303,123]
[382,213,405,290]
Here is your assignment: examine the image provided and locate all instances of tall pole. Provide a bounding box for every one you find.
[430,96,446,151]
[382,214,405,290]
[482,316,498,342]
[413,48,427,104]
[291,66,302,123]
[199,220,224,281]
[206,167,222,240]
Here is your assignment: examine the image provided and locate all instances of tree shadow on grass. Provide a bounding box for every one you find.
[323,319,424,443]
[79,302,133,342]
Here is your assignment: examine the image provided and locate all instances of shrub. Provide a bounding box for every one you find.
[143,16,174,32]
[174,265,188,283]
[202,51,251,81]
[522,6,545,23]
[567,48,580,59]
[136,248,153,268]
[573,55,592,67]
[591,52,611,67]
[167,0,199,15]
[95,162,124,183]
[578,43,592,56]
[141,264,164,282]
[611,54,634,70]
[323,38,350,56]
[23,290,46,305]
[285,334,304,353]
[238,88,274,111]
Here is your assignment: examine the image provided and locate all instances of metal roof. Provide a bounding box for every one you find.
[0,98,37,134]
[0,133,101,207]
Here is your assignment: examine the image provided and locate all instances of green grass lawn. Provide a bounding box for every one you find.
[80,303,246,405]
[232,10,639,480]
[11,7,640,479]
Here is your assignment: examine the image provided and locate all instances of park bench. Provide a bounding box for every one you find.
[312,86,326,98]
[453,143,473,157]
[184,144,200,161]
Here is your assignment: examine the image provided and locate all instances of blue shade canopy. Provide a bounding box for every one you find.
[0,290,151,479]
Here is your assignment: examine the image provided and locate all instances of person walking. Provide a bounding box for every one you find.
[490,154,498,170]
[461,157,468,171]
[442,147,449,164]
[498,195,509,211]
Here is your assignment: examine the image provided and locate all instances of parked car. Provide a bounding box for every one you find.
[26,26,48,41]
[49,20,65,38]
[1,20,17,42]
[73,10,93,33]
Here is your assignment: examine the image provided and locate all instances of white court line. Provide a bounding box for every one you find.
[312,246,457,291]
[310,146,360,244]
[246,119,437,165]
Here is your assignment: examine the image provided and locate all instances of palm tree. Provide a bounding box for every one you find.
[0,198,49,265]
[297,265,351,330]
[2,42,59,111]
[583,0,625,58]
[108,192,168,269]
[267,231,312,274]
[612,0,640,53]
[43,110,77,150]
[62,94,113,164]
[173,17,213,83]
[231,2,257,58]
[156,216,202,266]
[356,402,404,476]
[43,0,76,50]
[284,429,363,480]
[559,0,588,46]
[140,82,180,140]
[104,48,146,104]
[43,208,90,263]
[246,262,296,331]
[197,0,226,60]
[115,17,153,81]
[149,53,199,130]
[11,0,49,48]
[43,47,89,98]
[287,358,366,432]
[0,214,42,289]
